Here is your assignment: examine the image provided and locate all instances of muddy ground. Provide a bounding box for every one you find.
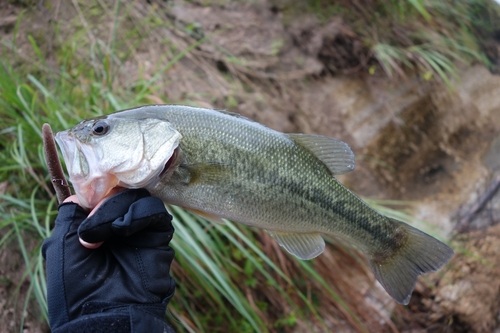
[1,0,500,332]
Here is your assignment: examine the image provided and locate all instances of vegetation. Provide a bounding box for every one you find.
[1,0,496,332]
[283,0,500,85]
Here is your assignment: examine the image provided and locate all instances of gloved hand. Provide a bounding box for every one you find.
[42,188,176,333]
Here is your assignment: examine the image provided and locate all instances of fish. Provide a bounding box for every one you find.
[55,104,454,305]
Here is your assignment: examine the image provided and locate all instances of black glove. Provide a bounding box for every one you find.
[42,189,176,333]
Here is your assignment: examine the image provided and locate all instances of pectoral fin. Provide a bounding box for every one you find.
[180,162,233,185]
[266,231,325,260]
[288,134,355,175]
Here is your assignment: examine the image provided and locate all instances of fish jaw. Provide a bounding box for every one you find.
[73,172,119,209]
[55,129,120,208]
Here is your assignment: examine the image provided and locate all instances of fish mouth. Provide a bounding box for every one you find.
[54,130,75,168]
[55,130,119,208]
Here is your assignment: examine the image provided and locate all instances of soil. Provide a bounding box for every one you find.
[0,237,48,333]
[1,0,500,332]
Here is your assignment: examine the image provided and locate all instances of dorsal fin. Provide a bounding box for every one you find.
[216,109,255,121]
[288,134,355,175]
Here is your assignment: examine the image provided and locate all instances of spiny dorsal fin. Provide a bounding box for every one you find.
[216,109,256,122]
[288,134,355,175]
[266,231,325,260]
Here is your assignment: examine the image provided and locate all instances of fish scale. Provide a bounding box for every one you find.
[150,108,347,231]
[56,104,454,305]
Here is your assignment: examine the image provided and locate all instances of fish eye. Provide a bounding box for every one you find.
[92,120,110,136]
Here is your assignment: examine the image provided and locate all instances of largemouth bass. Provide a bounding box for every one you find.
[55,105,453,305]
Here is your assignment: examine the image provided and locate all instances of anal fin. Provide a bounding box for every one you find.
[267,231,325,260]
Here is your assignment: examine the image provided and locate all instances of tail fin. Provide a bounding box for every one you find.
[368,219,454,305]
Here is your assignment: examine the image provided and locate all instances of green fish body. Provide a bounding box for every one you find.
[55,105,454,304]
